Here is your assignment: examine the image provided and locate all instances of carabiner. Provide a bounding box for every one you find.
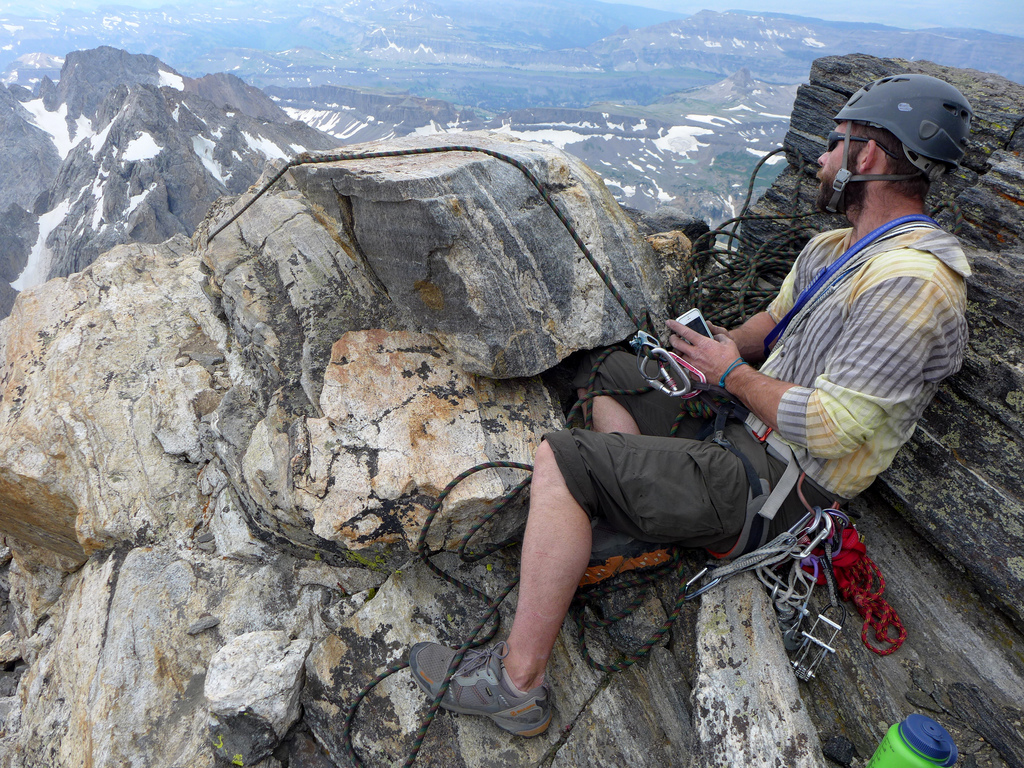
[796,516,834,559]
[637,346,694,397]
[684,567,721,600]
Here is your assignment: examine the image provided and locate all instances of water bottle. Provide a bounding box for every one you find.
[867,713,958,767]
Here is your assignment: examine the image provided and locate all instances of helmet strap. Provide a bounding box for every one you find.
[826,126,924,213]
[826,130,855,213]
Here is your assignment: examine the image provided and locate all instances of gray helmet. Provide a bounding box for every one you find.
[835,73,973,177]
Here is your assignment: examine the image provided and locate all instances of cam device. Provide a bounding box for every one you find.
[676,308,713,339]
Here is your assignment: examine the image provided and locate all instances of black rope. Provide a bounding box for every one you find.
[208,144,653,333]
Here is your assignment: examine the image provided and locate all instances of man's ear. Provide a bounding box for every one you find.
[856,140,889,174]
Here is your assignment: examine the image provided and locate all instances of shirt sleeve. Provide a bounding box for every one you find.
[772,256,967,458]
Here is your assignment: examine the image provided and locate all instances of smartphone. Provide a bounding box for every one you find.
[676,308,713,338]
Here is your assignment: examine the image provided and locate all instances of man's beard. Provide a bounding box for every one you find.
[815,166,836,213]
[815,164,865,215]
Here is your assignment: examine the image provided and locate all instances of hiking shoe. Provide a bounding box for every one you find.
[407,641,551,737]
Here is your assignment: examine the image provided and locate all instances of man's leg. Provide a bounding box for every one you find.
[580,388,641,435]
[503,439,592,691]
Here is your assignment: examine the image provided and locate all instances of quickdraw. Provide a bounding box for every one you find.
[684,496,852,681]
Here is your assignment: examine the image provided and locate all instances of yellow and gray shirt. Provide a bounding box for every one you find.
[763,225,970,499]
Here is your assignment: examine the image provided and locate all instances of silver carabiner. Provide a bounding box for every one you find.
[637,346,693,397]
[796,514,835,559]
[684,567,721,600]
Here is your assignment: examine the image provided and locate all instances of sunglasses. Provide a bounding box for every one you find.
[826,130,900,160]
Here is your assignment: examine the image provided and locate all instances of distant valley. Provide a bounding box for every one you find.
[1,1,1022,316]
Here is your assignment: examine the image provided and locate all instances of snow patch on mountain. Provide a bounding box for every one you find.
[21,99,76,159]
[158,69,184,90]
[122,132,161,162]
[12,200,70,291]
[242,131,288,160]
[192,135,229,185]
[126,183,157,216]
[653,125,713,156]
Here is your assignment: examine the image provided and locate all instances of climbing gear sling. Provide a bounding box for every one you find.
[763,214,941,357]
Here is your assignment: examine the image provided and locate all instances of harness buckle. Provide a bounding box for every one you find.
[745,414,774,442]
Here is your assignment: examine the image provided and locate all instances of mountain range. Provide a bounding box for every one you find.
[2,4,1023,318]
[0,46,340,316]
[2,3,1023,107]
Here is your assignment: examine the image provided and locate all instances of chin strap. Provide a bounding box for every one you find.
[826,128,924,213]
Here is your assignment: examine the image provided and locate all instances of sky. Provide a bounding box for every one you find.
[2,0,1023,38]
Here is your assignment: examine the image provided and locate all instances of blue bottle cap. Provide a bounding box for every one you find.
[899,714,958,766]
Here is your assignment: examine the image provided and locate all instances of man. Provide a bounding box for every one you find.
[407,73,974,737]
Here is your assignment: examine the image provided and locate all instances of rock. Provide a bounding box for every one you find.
[621,204,710,241]
[0,634,18,666]
[0,236,218,563]
[217,130,664,380]
[0,88,60,217]
[821,735,855,765]
[692,573,824,767]
[205,630,312,764]
[644,228,705,317]
[8,545,359,767]
[947,683,1024,767]
[304,329,557,550]
[0,204,38,286]
[187,615,222,635]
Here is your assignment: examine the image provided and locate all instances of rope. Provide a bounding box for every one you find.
[834,552,907,655]
[570,550,690,673]
[207,144,653,333]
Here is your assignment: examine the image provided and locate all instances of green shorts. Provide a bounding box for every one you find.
[546,349,833,551]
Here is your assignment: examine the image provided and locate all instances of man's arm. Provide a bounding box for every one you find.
[666,317,794,431]
[708,311,778,364]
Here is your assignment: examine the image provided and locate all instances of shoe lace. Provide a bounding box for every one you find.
[457,640,508,677]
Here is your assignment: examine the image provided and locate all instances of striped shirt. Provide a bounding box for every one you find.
[762,224,970,498]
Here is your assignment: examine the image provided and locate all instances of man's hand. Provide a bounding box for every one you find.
[665,317,795,431]
[665,318,740,385]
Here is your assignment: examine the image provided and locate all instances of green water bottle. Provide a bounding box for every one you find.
[867,714,958,767]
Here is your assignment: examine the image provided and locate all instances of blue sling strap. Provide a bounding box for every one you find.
[762,214,939,358]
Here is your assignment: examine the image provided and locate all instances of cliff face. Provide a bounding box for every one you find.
[0,56,1022,768]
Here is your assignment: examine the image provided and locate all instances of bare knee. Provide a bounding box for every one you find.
[533,439,559,478]
[531,440,571,496]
